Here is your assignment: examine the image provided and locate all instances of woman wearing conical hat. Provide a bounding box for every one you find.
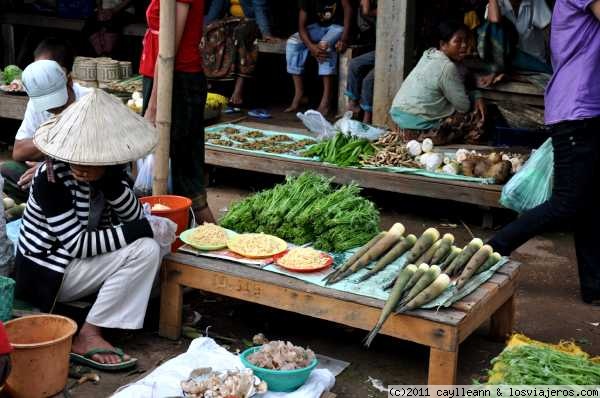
[14,89,176,371]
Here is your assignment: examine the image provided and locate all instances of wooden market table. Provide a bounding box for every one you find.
[206,145,504,208]
[159,253,521,385]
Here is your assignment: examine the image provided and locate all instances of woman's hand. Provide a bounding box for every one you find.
[310,44,329,63]
[475,98,487,122]
[70,165,107,182]
[17,161,40,191]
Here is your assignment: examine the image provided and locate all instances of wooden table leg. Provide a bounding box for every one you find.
[489,294,515,342]
[428,347,458,385]
[159,263,183,340]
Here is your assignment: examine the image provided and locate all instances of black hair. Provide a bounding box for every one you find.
[437,20,469,45]
[33,38,75,73]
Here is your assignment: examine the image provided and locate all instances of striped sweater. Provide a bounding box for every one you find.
[15,160,153,311]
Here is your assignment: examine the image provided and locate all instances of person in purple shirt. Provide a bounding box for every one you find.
[489,0,600,305]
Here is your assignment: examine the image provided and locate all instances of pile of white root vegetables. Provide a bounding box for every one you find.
[322,223,503,347]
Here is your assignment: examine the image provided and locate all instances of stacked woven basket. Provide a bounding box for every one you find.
[73,56,132,88]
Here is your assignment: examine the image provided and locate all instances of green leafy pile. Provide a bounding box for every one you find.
[220,173,380,252]
[302,133,375,167]
[487,344,600,385]
[3,65,22,84]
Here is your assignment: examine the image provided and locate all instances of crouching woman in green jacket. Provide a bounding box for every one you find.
[390,20,487,145]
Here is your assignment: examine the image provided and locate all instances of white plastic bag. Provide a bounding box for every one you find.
[134,154,154,197]
[142,203,177,259]
[296,110,337,140]
[134,154,173,196]
[0,177,14,276]
[333,111,385,141]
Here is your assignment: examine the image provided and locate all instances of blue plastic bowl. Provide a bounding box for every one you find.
[240,346,318,392]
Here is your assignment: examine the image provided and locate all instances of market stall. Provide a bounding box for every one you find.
[159,253,520,385]
[201,121,529,209]
[152,174,522,386]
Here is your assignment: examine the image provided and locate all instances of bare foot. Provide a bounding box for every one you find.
[71,323,130,365]
[229,94,243,106]
[284,99,302,113]
[317,103,330,116]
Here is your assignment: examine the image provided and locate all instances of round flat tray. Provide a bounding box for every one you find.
[227,233,288,259]
[180,227,237,251]
[273,250,333,273]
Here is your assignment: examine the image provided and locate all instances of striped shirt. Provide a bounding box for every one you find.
[17,161,153,274]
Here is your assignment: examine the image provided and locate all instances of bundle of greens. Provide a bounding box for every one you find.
[2,65,22,84]
[302,133,375,167]
[487,344,600,385]
[220,173,380,252]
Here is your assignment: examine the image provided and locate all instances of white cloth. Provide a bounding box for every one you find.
[486,0,552,61]
[112,337,335,398]
[57,237,161,329]
[15,82,91,141]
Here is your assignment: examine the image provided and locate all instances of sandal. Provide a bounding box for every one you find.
[70,347,138,371]
[247,109,272,119]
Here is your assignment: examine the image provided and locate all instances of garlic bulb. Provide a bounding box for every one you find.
[442,163,460,175]
[420,152,444,171]
[421,138,434,153]
[406,140,422,157]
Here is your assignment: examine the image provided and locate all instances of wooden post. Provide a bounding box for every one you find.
[1,23,15,66]
[153,0,176,195]
[372,0,415,127]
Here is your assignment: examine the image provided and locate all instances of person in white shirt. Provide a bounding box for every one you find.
[0,39,91,201]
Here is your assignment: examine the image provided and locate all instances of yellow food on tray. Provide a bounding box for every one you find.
[278,247,329,270]
[227,233,287,258]
[188,223,228,247]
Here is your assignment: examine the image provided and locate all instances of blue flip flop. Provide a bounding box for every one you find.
[225,107,242,114]
[248,109,272,119]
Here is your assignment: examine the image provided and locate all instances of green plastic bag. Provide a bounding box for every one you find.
[500,138,553,213]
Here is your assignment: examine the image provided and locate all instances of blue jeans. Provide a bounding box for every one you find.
[286,23,344,76]
[345,50,375,112]
[489,117,600,302]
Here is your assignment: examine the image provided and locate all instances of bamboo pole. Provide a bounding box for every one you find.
[153,0,176,195]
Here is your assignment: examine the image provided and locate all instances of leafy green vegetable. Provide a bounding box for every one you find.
[487,344,600,385]
[3,65,22,83]
[220,173,380,252]
[303,133,375,167]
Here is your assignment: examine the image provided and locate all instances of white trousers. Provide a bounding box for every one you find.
[57,237,161,330]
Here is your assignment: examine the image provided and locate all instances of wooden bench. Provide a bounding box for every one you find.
[255,39,372,114]
[477,79,545,107]
[0,12,146,65]
[159,253,520,385]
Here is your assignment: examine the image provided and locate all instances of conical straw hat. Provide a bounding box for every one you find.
[34,89,158,166]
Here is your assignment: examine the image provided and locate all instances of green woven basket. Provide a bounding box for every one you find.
[0,277,15,322]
